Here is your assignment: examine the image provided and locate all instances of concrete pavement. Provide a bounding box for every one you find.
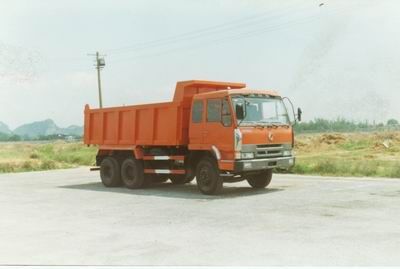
[0,168,399,266]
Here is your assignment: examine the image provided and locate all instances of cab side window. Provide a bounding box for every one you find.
[222,98,232,126]
[192,100,203,123]
[207,99,221,122]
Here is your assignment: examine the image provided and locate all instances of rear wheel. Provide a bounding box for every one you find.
[246,169,273,189]
[196,157,223,195]
[100,157,121,187]
[121,158,145,189]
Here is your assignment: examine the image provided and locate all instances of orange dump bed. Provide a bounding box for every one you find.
[84,80,246,147]
[84,101,188,146]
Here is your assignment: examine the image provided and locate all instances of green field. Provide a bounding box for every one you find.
[0,132,399,178]
[0,142,97,173]
[292,132,400,178]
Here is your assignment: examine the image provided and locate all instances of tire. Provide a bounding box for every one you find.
[100,157,121,187]
[246,169,273,189]
[121,158,145,189]
[196,157,223,195]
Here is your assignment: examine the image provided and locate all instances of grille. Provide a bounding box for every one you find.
[256,144,284,159]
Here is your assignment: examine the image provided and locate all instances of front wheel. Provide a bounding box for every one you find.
[196,157,223,195]
[246,169,273,189]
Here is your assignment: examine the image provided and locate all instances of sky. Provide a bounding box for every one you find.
[0,0,399,129]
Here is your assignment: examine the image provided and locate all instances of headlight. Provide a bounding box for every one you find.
[283,150,292,156]
[241,152,254,159]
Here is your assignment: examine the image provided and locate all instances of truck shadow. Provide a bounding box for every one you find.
[60,181,284,200]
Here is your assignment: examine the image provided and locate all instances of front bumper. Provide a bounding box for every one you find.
[234,156,295,172]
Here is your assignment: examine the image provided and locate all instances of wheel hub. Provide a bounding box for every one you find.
[199,166,211,186]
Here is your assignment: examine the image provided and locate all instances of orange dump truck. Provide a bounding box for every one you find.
[84,80,301,195]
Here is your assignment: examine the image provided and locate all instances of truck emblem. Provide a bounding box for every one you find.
[268,132,274,142]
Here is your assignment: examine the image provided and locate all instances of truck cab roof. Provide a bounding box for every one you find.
[173,80,280,104]
[192,89,280,99]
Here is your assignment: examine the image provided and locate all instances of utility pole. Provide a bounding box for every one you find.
[96,52,103,108]
[89,51,106,108]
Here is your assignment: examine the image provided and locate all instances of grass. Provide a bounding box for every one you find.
[0,132,399,179]
[0,141,97,173]
[290,132,400,178]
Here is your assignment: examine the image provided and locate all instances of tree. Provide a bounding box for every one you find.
[0,132,10,141]
[387,119,399,126]
[8,134,21,141]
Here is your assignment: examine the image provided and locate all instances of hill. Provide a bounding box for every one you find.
[14,119,60,137]
[8,119,83,139]
[0,122,11,134]
[61,125,83,136]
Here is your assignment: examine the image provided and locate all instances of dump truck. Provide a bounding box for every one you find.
[84,80,301,195]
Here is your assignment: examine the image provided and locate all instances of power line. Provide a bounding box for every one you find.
[43,3,308,69]
[55,1,341,68]
[105,0,309,55]
[108,3,353,65]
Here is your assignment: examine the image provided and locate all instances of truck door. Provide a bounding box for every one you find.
[189,99,205,146]
[203,97,234,159]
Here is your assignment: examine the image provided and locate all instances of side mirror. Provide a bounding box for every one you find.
[235,104,245,120]
[282,97,296,125]
[297,108,302,122]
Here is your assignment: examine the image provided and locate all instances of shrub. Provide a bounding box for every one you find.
[22,161,34,170]
[29,152,40,159]
[40,160,57,170]
[0,163,14,173]
[313,160,338,175]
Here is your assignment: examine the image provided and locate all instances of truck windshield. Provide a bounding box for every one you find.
[232,95,290,126]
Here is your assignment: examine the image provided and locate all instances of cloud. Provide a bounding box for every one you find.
[0,41,43,83]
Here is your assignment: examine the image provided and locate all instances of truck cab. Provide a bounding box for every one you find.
[189,89,295,172]
[185,87,296,194]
